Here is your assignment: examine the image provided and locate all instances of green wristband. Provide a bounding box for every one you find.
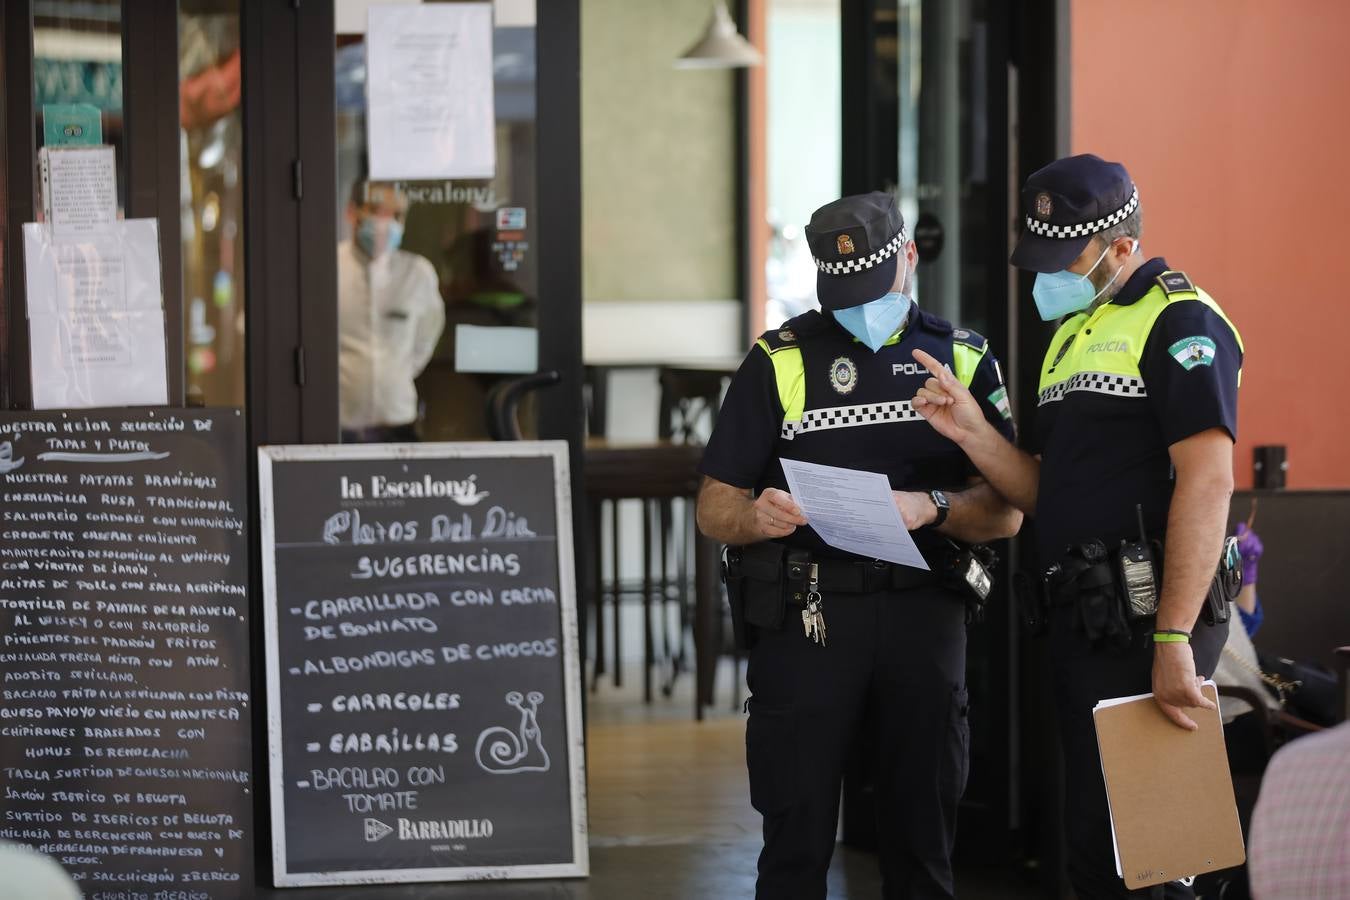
[1152,630,1191,644]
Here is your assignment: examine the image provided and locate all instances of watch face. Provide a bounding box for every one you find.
[932,490,950,508]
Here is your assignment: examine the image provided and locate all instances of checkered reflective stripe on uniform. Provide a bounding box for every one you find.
[1038,371,1147,406]
[781,400,923,440]
[813,231,907,275]
[1025,188,1140,239]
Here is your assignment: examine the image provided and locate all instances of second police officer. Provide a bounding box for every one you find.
[910,155,1244,898]
[696,192,1022,900]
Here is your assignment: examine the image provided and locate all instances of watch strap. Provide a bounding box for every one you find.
[929,490,950,528]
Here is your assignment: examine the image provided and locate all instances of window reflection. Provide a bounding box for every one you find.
[335,0,539,442]
[765,0,840,326]
[179,0,245,407]
[33,0,125,214]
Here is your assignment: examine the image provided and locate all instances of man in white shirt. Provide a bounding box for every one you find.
[338,181,445,442]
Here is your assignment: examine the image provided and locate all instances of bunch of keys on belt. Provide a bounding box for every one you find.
[802,562,826,646]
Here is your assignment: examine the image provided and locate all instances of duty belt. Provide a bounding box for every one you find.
[738,541,938,595]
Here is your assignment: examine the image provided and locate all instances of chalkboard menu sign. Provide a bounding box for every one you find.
[0,407,253,896]
[259,441,587,886]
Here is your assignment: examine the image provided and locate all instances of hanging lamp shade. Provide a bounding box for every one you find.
[675,2,762,70]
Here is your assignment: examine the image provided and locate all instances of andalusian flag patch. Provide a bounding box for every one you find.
[988,386,1013,420]
[1168,336,1216,371]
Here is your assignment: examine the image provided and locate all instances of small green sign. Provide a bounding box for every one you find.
[43,103,103,147]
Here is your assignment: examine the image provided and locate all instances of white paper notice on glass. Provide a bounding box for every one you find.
[41,146,118,239]
[22,219,168,409]
[779,459,930,570]
[366,3,496,181]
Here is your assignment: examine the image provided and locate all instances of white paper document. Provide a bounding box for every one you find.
[22,219,168,409]
[779,459,929,570]
[366,3,496,180]
[41,146,118,239]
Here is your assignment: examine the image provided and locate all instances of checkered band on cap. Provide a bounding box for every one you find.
[1037,371,1147,407]
[813,230,906,275]
[1025,187,1139,240]
[781,400,923,440]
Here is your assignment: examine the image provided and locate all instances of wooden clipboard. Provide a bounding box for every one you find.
[1093,682,1246,889]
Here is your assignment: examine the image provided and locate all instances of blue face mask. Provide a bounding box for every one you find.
[1031,239,1136,321]
[833,290,914,352]
[356,217,404,258]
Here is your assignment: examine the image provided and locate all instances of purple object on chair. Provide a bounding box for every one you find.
[1235,521,1263,587]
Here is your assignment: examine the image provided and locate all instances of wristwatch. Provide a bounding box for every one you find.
[928,490,950,528]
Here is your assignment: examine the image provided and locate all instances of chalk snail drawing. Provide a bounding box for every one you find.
[474,691,550,775]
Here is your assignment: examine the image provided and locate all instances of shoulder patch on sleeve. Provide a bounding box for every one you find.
[1167,335,1217,370]
[1156,270,1196,296]
[916,309,954,336]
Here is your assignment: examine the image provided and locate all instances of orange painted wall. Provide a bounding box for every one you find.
[1070,0,1350,488]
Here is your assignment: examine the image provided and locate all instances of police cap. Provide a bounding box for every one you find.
[1011,154,1138,273]
[805,191,906,311]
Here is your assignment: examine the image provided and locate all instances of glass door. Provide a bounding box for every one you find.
[842,0,1019,858]
[333,0,542,443]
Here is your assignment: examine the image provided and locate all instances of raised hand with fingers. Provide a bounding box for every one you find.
[910,348,991,446]
[748,487,809,541]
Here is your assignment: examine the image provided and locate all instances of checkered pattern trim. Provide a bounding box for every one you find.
[781,401,922,440]
[1038,371,1147,406]
[813,231,906,275]
[1025,188,1139,239]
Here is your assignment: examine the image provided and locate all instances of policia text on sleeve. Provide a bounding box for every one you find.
[911,154,1245,899]
[695,192,1021,900]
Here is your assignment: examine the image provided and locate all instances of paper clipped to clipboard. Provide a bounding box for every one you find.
[1093,681,1245,890]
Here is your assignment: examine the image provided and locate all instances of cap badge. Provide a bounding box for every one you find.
[829,357,858,395]
[836,234,855,256]
[1035,192,1053,219]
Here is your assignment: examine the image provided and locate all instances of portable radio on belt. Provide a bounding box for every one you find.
[1119,504,1159,620]
[942,541,994,605]
[960,552,993,602]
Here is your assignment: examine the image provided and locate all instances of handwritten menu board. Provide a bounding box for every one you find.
[259,442,587,886]
[0,407,252,897]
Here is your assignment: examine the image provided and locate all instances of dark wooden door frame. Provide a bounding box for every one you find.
[1,0,35,409]
[241,0,338,448]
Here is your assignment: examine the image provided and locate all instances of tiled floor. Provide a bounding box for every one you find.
[264,660,1042,899]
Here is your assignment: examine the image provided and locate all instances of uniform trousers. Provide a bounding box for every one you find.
[1049,608,1229,898]
[746,584,970,900]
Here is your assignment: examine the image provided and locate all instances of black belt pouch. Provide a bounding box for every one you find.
[722,547,751,651]
[744,579,787,631]
[742,543,789,632]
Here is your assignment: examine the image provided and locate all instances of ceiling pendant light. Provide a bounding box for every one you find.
[675,2,762,70]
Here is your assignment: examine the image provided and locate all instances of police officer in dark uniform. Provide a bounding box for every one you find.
[909,156,1244,898]
[695,192,1023,900]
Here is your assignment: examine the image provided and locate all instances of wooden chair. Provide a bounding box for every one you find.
[653,367,729,700]
[484,370,561,441]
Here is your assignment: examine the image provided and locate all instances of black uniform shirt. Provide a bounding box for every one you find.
[1031,257,1242,563]
[699,305,1014,557]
